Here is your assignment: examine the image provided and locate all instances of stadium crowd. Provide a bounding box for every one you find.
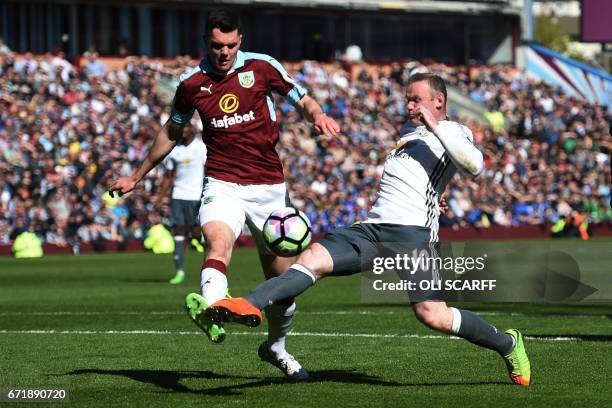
[0,50,610,249]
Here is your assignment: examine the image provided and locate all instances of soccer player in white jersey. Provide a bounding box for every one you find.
[205,73,532,387]
[157,131,207,284]
[108,10,340,380]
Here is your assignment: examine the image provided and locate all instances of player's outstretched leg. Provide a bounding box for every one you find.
[503,329,531,387]
[413,303,531,387]
[451,308,532,387]
[185,293,226,343]
[261,299,309,380]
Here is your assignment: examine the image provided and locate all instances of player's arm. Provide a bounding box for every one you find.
[415,107,484,177]
[294,95,340,137]
[434,123,483,177]
[108,120,184,197]
[262,55,340,137]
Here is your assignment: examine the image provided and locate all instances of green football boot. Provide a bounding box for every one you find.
[503,329,531,387]
[190,238,204,253]
[185,293,226,343]
[169,271,185,285]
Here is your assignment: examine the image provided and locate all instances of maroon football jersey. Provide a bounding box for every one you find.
[170,51,306,184]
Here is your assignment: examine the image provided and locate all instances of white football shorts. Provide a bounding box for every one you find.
[199,176,289,249]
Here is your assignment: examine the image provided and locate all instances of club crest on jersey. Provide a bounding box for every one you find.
[202,196,214,205]
[238,71,255,88]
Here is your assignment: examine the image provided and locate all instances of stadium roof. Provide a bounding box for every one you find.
[159,0,521,15]
[526,43,612,106]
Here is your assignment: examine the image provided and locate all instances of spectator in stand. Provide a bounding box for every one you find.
[0,53,609,249]
[84,52,108,78]
[0,37,11,55]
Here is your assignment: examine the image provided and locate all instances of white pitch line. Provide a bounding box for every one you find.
[0,310,608,319]
[476,312,609,319]
[0,329,586,342]
[0,311,182,316]
[304,311,609,319]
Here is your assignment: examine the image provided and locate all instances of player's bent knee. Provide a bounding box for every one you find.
[295,248,315,267]
[412,303,450,332]
[414,308,442,330]
[270,256,296,276]
[260,253,295,279]
[296,243,333,279]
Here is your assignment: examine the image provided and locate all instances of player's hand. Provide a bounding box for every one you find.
[439,195,449,215]
[108,176,138,198]
[415,106,439,133]
[313,113,340,137]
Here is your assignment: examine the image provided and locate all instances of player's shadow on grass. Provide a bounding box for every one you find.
[189,370,510,395]
[64,368,258,393]
[529,334,612,342]
[64,368,507,396]
[64,368,404,395]
[177,369,405,396]
[307,370,508,388]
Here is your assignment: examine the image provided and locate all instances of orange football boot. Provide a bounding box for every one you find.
[205,297,263,328]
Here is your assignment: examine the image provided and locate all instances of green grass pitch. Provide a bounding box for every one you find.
[1,243,611,407]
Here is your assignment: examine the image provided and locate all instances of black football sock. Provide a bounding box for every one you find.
[173,236,185,272]
[245,265,315,310]
[452,308,515,356]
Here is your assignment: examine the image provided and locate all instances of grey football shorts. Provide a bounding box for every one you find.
[170,199,201,227]
[317,222,443,303]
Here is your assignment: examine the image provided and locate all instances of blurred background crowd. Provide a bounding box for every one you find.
[0,50,610,249]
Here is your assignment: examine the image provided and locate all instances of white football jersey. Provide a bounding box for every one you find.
[163,137,207,201]
[365,120,474,241]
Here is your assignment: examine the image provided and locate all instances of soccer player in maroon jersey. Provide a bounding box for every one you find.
[109,10,339,380]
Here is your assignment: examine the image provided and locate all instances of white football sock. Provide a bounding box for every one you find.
[200,268,228,304]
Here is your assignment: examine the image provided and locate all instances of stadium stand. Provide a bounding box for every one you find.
[0,52,610,253]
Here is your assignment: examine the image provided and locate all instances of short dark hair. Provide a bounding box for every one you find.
[406,73,447,104]
[204,10,242,41]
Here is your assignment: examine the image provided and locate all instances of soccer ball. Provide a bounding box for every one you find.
[263,207,312,257]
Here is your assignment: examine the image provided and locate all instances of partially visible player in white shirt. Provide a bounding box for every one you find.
[205,73,532,387]
[158,132,207,284]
